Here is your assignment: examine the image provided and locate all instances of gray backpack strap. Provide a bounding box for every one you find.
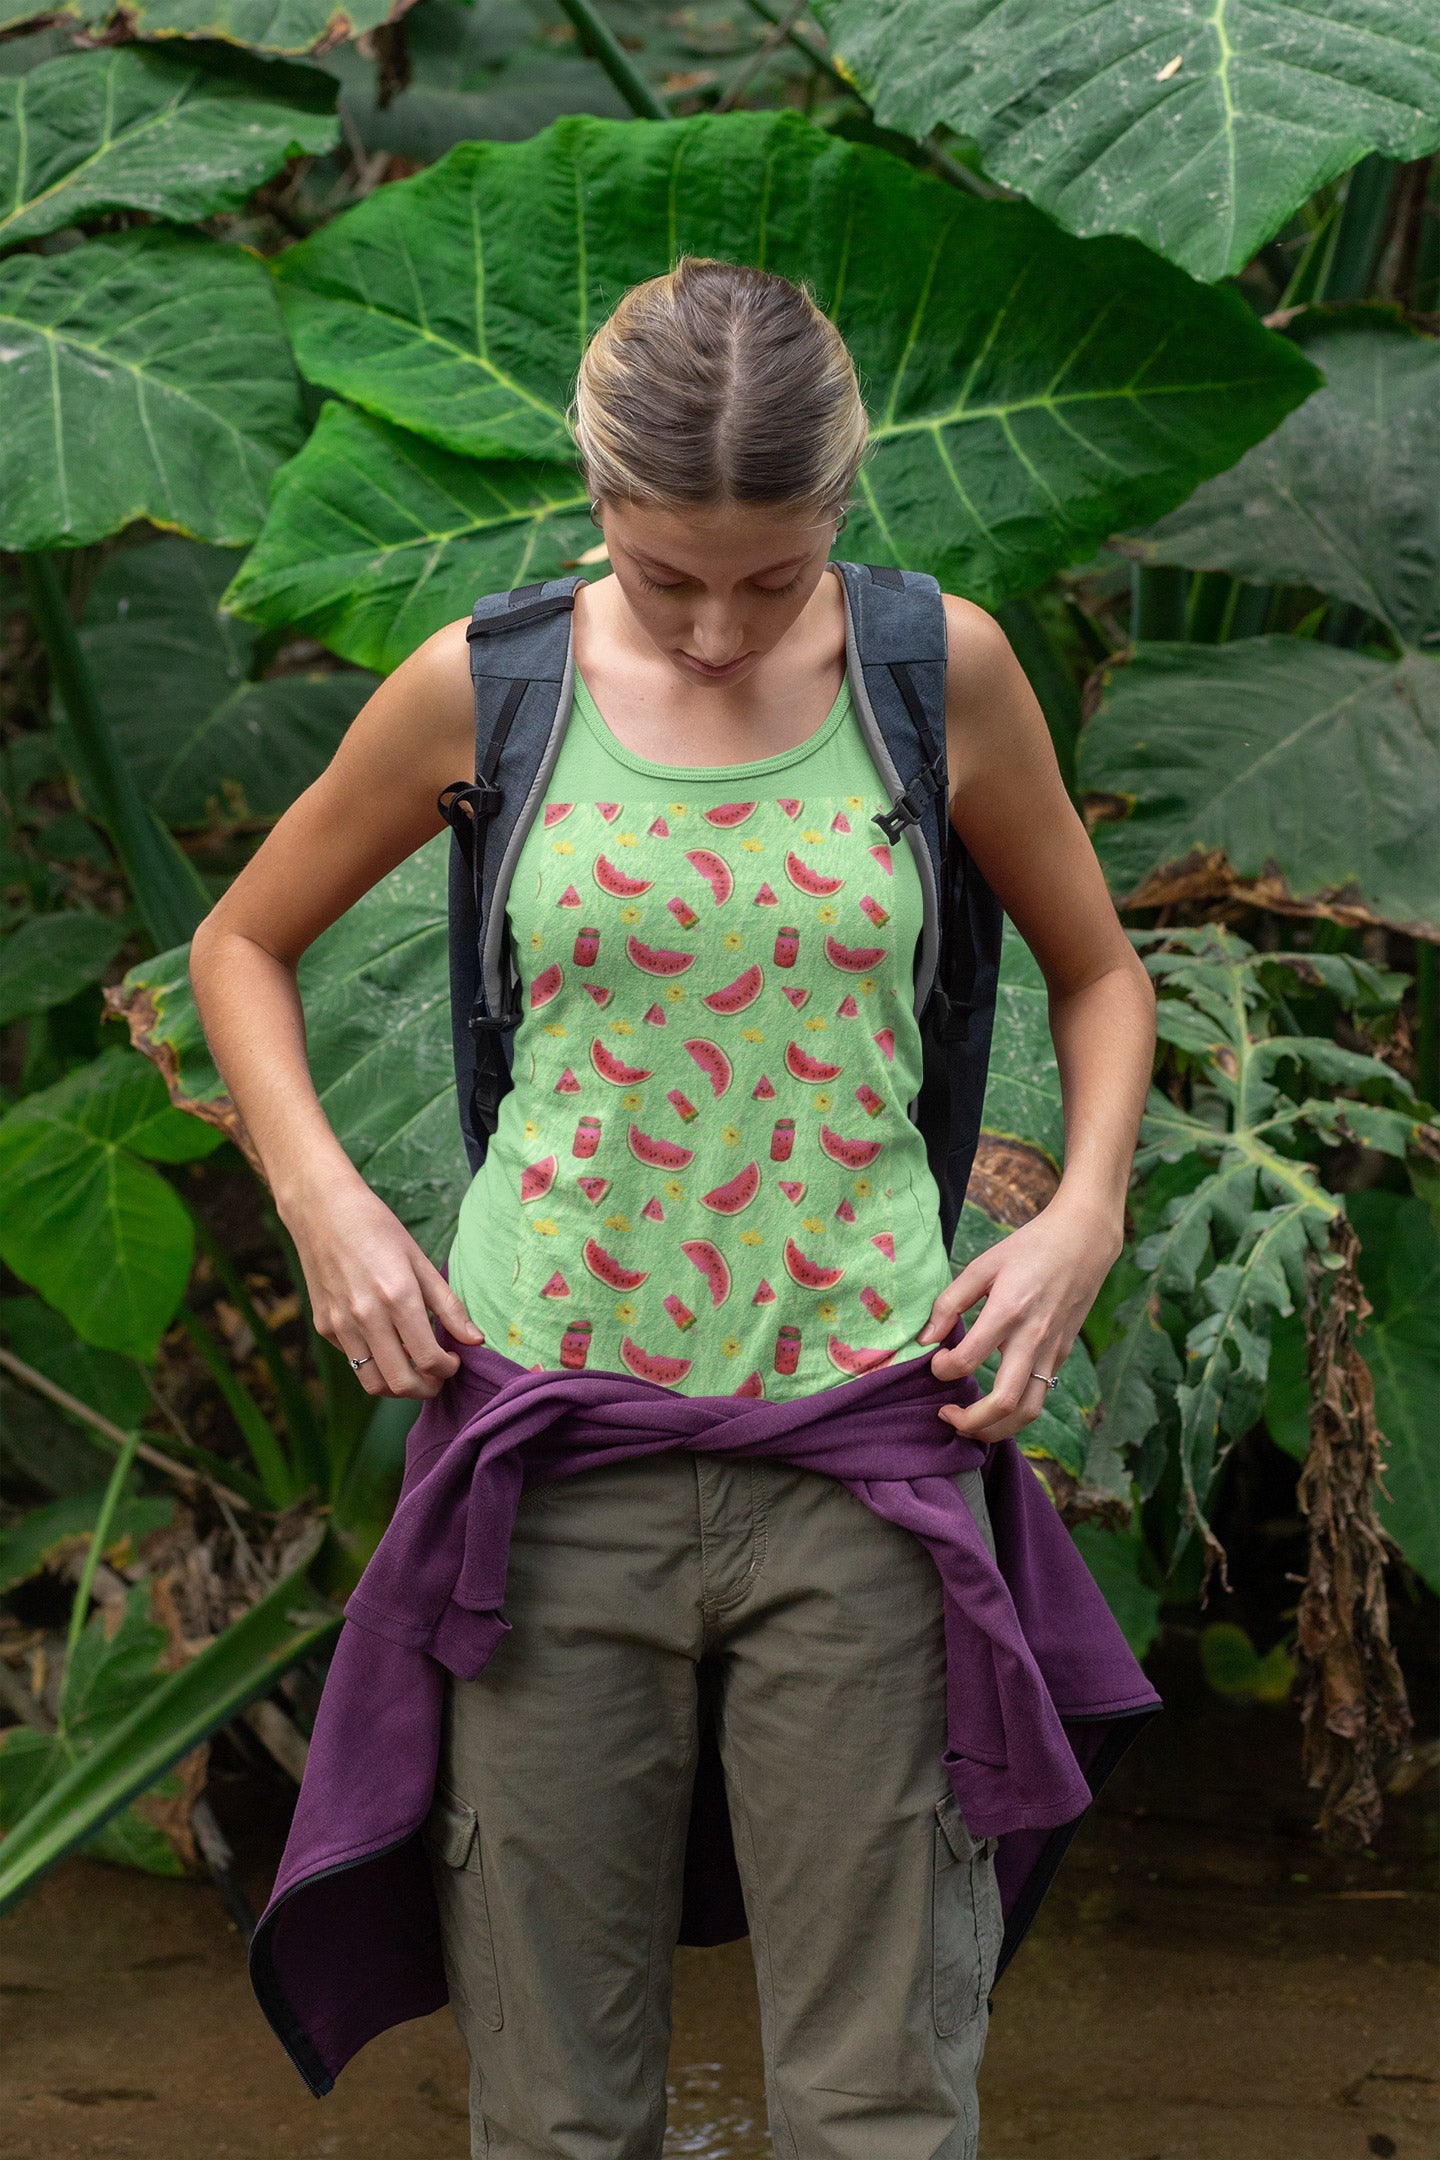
[439,577,582,1172]
[835,561,1004,1245]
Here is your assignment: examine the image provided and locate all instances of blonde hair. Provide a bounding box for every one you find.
[570,257,868,519]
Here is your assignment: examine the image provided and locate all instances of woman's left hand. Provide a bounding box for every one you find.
[917,1192,1123,1444]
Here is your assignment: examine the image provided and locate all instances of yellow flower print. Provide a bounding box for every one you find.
[801,1217,826,1235]
[611,1020,634,1039]
[739,1228,763,1246]
[803,1015,827,1032]
[846,794,863,811]
[741,1026,764,1044]
[665,983,686,1002]
[523,1118,540,1143]
[817,1300,838,1323]
[614,1299,638,1323]
[721,1123,741,1147]
[812,1090,833,1112]
[616,833,638,848]
[740,838,763,853]
[619,904,641,925]
[621,1089,644,1112]
[852,1176,873,1199]
[508,1321,524,1347]
[530,929,544,950]
[662,1178,685,1201]
[542,1023,567,1038]
[533,1218,558,1236]
[816,904,837,925]
[719,1336,741,1358]
[722,930,743,951]
[604,1213,632,1234]
[858,976,876,996]
[552,839,574,855]
[668,802,689,817]
[801,827,823,844]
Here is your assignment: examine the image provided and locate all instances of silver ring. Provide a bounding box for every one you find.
[1030,1370,1059,1390]
[349,1353,372,1371]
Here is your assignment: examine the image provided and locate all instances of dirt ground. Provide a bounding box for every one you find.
[3,1635,1436,2160]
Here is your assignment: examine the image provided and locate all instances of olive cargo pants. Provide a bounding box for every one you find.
[427,1451,1004,2159]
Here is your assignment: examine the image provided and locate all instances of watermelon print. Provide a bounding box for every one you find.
[446,682,953,1399]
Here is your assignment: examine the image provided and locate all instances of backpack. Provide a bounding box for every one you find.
[438,563,1004,1252]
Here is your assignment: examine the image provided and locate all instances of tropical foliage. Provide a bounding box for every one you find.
[1,0,1436,1906]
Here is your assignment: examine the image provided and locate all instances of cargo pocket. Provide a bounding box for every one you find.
[932,1792,1003,2037]
[425,1786,503,2032]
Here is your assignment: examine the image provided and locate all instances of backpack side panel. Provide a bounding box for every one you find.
[448,580,580,1172]
[834,561,1005,1250]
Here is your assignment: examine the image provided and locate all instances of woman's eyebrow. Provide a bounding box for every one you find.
[630,549,814,580]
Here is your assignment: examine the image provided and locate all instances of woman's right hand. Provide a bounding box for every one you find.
[283,1168,486,1400]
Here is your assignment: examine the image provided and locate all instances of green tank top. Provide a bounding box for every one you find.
[448,667,954,1399]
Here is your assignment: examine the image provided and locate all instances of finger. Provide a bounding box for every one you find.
[390,1275,461,1393]
[348,1304,431,1400]
[928,1296,1012,1381]
[941,1341,1054,1440]
[334,1323,389,1397]
[917,1250,1000,1344]
[415,1254,485,1344]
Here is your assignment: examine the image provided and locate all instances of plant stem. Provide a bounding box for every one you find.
[193,1217,324,1485]
[1130,564,1189,643]
[715,0,810,111]
[1415,942,1439,1108]
[740,0,851,94]
[0,1345,258,1510]
[1320,154,1398,302]
[551,0,670,120]
[176,1305,297,1509]
[19,554,210,952]
[63,1425,141,1672]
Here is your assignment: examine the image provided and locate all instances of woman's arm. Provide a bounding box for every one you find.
[189,619,486,1400]
[917,598,1156,1442]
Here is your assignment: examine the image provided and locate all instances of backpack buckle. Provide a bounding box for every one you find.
[438,781,504,869]
[872,748,947,845]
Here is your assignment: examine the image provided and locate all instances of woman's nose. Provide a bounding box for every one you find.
[688,607,744,663]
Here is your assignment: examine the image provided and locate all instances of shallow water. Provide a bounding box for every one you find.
[4,1640,1436,2159]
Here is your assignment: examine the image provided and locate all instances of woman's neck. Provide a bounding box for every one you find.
[572,566,848,769]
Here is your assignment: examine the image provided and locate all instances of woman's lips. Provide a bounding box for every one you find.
[676,650,752,680]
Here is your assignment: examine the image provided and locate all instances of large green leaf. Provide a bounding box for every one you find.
[815,0,1440,283]
[0,1583,194,1876]
[1267,1190,1440,1593]
[978,919,1062,1164]
[223,403,592,671]
[0,45,339,249]
[1125,314,1439,647]
[0,1553,338,1913]
[121,838,467,1259]
[1080,641,1440,937]
[0,1483,175,1599]
[0,1295,152,1434]
[73,538,377,828]
[243,111,1316,647]
[0,1049,222,1358]
[0,0,415,54]
[0,909,125,1026]
[0,227,303,552]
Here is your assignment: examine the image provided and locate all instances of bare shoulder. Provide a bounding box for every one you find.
[379,615,473,741]
[330,614,474,794]
[940,594,1023,703]
[938,592,1052,786]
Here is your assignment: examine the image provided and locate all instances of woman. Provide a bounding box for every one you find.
[193,259,1156,2158]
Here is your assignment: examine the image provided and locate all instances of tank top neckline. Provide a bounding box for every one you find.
[570,666,853,785]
